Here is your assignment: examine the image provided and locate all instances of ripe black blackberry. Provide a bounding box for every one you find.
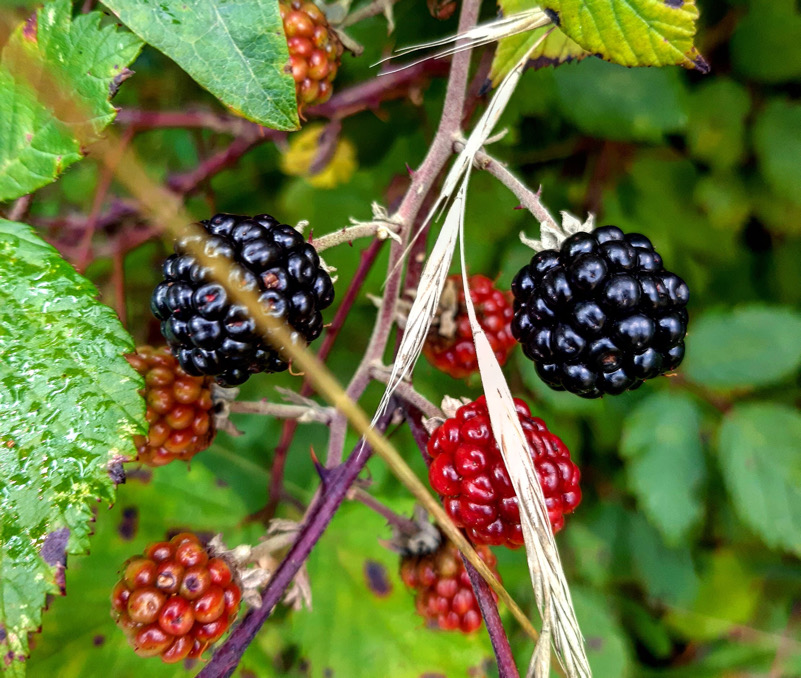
[511,226,689,398]
[151,213,335,387]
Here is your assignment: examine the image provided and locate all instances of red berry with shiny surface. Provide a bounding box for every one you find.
[422,275,516,379]
[427,396,581,547]
[111,534,240,662]
[400,536,497,634]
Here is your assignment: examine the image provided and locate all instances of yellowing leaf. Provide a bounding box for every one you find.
[540,0,708,71]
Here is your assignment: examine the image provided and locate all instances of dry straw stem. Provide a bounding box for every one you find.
[374,31,590,677]
[0,14,544,651]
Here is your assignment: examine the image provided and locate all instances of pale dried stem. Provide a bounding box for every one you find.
[369,363,443,419]
[325,0,482,468]
[312,221,399,252]
[227,401,333,423]
[461,143,558,231]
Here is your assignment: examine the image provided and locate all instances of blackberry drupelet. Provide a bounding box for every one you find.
[151,213,335,387]
[126,345,215,467]
[111,533,241,662]
[427,396,581,548]
[511,226,689,398]
[400,534,498,633]
[280,0,344,108]
[422,274,516,379]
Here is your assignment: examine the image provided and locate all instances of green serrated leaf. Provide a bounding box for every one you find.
[718,404,801,556]
[0,220,145,671]
[491,28,590,85]
[731,0,801,84]
[553,58,688,142]
[753,99,801,205]
[625,512,699,608]
[665,549,762,640]
[101,0,299,131]
[289,502,492,677]
[683,306,801,390]
[490,0,590,83]
[620,392,706,545]
[571,586,634,677]
[686,78,751,170]
[26,462,263,678]
[0,0,143,202]
[540,0,707,70]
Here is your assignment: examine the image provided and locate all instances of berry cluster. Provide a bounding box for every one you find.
[400,536,497,633]
[511,226,689,398]
[422,274,516,379]
[151,213,335,387]
[281,0,343,108]
[111,533,241,663]
[428,396,581,547]
[126,346,215,466]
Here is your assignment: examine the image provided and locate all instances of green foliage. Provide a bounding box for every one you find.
[539,0,706,69]
[288,503,492,677]
[620,393,705,545]
[0,220,145,672]
[552,59,688,142]
[683,306,801,390]
[718,404,801,556]
[3,0,801,676]
[102,0,299,131]
[0,0,143,201]
[24,462,263,677]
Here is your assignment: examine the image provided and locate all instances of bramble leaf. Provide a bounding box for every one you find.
[101,0,299,131]
[620,392,706,545]
[289,502,492,677]
[0,220,145,673]
[491,0,589,84]
[683,306,801,390]
[539,0,708,71]
[718,404,801,556]
[0,0,143,201]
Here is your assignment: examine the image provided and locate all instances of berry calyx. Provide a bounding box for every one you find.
[151,213,335,387]
[280,0,343,109]
[511,226,689,398]
[400,535,497,633]
[422,274,516,379]
[126,345,215,466]
[427,396,581,548]
[111,533,241,662]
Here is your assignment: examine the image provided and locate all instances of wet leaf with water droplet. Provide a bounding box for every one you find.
[0,220,146,671]
[0,0,143,201]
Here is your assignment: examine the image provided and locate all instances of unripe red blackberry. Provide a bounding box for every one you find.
[511,226,689,398]
[280,0,343,108]
[427,396,581,548]
[400,535,497,633]
[111,533,241,662]
[422,274,516,379]
[126,346,215,466]
[151,213,335,387]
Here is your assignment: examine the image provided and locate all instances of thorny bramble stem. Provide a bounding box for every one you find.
[462,554,521,678]
[325,0,483,468]
[259,239,386,523]
[197,402,400,678]
[226,401,334,423]
[347,487,420,535]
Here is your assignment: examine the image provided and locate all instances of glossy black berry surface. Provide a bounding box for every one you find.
[152,213,335,387]
[511,226,689,398]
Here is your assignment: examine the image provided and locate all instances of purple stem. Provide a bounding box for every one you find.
[461,555,521,678]
[402,399,518,677]
[198,402,399,678]
[261,239,385,521]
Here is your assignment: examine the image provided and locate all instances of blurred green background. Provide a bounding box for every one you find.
[17,0,801,675]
